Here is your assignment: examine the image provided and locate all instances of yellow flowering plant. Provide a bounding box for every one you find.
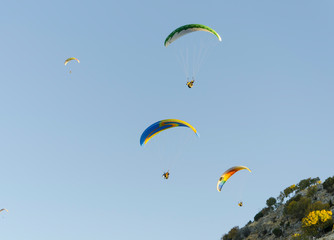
[302,210,333,237]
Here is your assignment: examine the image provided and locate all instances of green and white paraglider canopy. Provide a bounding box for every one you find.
[164,24,222,47]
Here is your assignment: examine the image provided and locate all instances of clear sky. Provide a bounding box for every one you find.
[1,0,333,239]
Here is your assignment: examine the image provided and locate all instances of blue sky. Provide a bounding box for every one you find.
[1,0,333,239]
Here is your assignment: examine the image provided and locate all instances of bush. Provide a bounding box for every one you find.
[261,207,271,216]
[296,177,320,192]
[284,196,311,220]
[306,201,330,215]
[277,191,285,203]
[241,227,251,238]
[323,176,334,193]
[284,184,296,198]
[291,233,309,240]
[272,227,282,237]
[266,197,276,208]
[306,185,318,198]
[285,194,302,207]
[254,211,264,221]
[225,226,241,240]
[221,234,228,240]
[302,210,333,237]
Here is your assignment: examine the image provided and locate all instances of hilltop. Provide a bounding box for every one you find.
[221,176,334,240]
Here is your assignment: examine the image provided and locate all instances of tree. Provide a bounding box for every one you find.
[284,184,296,198]
[323,176,334,193]
[266,197,277,209]
[272,227,283,237]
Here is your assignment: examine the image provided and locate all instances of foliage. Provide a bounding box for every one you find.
[241,227,251,238]
[284,196,311,220]
[291,233,301,240]
[284,184,296,198]
[222,226,241,240]
[305,201,330,215]
[272,227,282,237]
[290,233,309,240]
[306,185,318,198]
[254,211,264,221]
[302,210,333,237]
[261,207,271,216]
[221,234,228,240]
[323,176,334,193]
[266,197,277,208]
[277,191,285,204]
[285,194,302,207]
[296,177,320,192]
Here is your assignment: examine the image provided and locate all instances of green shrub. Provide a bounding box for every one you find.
[305,201,330,215]
[306,185,318,198]
[241,227,251,238]
[272,227,282,237]
[261,207,271,216]
[277,191,285,203]
[284,196,311,220]
[285,194,302,207]
[225,226,241,240]
[254,211,264,221]
[266,197,276,208]
[296,177,320,192]
[284,184,296,198]
[221,234,228,240]
[323,176,334,193]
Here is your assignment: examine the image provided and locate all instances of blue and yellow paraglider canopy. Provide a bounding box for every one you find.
[140,119,199,146]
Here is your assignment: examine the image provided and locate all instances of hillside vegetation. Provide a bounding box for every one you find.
[221,176,334,240]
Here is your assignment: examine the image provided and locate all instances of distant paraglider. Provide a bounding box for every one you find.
[64,57,80,74]
[186,79,195,88]
[0,208,8,213]
[162,171,170,179]
[64,57,80,66]
[217,166,251,192]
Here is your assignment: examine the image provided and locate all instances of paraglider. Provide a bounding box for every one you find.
[162,171,170,179]
[140,119,199,146]
[164,24,222,47]
[186,79,195,88]
[64,57,80,66]
[217,166,251,192]
[164,24,222,86]
[0,208,8,213]
[64,57,80,74]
